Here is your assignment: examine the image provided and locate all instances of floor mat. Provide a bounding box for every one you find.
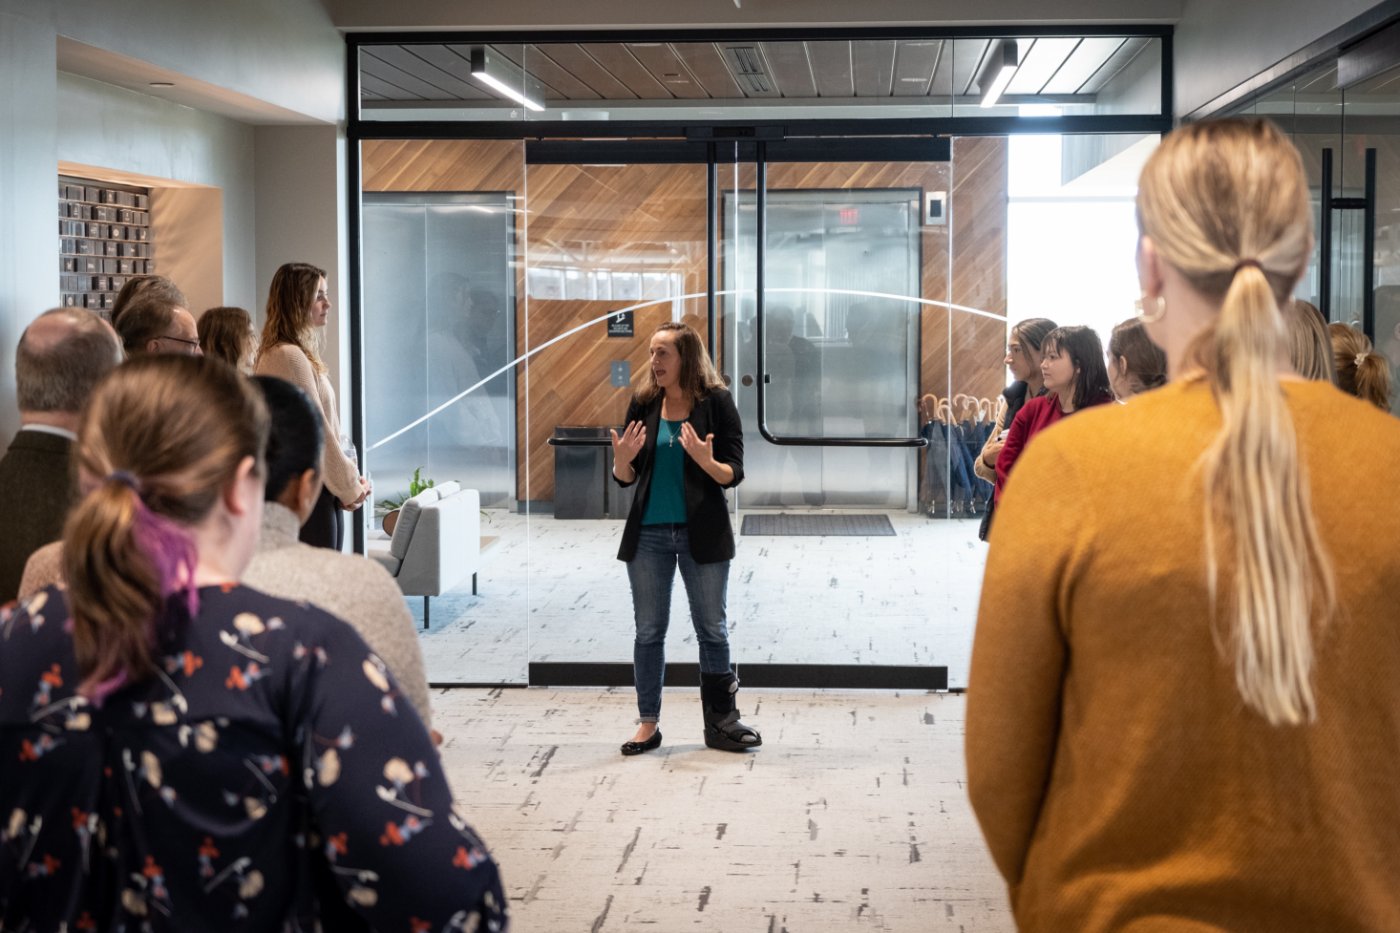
[740,513,896,536]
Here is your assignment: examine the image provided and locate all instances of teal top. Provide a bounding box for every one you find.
[642,418,688,525]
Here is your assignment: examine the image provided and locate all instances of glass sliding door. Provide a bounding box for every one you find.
[723,187,923,508]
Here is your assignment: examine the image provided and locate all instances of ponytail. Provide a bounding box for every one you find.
[1201,264,1336,725]
[1355,353,1393,411]
[1329,321,1393,411]
[62,355,268,706]
[64,478,199,704]
[1139,118,1334,726]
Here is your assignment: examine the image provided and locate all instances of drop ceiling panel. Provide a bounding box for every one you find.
[581,43,673,99]
[759,42,818,99]
[1004,38,1081,95]
[1042,37,1126,94]
[360,49,458,99]
[374,45,491,100]
[672,43,746,98]
[893,40,944,97]
[359,68,422,101]
[851,40,896,97]
[505,45,599,100]
[806,41,854,98]
[625,42,709,99]
[534,44,637,98]
[1080,36,1152,94]
[718,44,781,97]
[951,39,993,97]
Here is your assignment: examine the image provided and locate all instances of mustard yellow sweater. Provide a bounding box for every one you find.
[967,378,1400,931]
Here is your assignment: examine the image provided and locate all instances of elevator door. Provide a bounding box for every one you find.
[723,188,922,508]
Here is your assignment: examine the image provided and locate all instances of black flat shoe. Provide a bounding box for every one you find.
[620,729,662,756]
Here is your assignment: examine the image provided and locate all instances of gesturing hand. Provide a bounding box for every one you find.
[610,420,646,466]
[677,422,715,466]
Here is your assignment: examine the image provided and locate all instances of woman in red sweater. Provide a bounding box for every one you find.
[994,325,1114,503]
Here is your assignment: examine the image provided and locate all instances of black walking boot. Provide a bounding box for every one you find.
[700,671,762,752]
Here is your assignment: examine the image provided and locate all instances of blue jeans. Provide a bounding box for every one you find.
[626,523,732,722]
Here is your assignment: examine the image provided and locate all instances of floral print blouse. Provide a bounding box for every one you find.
[0,584,507,932]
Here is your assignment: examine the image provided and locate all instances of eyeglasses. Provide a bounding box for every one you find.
[158,334,202,353]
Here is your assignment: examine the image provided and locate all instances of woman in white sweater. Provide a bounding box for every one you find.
[254,262,369,549]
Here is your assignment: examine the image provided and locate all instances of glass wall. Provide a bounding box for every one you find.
[1239,59,1400,412]
[356,36,1164,125]
[351,31,1168,687]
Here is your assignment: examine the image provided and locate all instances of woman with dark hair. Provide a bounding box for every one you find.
[242,375,434,732]
[1106,317,1168,400]
[974,317,1058,487]
[968,118,1400,930]
[993,325,1114,502]
[1329,321,1393,410]
[197,305,256,373]
[254,262,369,550]
[0,355,505,930]
[610,321,760,756]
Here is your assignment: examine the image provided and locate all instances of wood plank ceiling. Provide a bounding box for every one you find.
[358,37,1154,105]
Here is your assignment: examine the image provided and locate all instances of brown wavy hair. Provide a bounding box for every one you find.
[1329,321,1392,410]
[258,262,326,374]
[198,306,255,372]
[1108,318,1167,396]
[634,321,726,405]
[1138,117,1334,725]
[63,355,268,703]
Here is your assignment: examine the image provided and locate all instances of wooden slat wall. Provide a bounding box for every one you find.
[360,138,1008,503]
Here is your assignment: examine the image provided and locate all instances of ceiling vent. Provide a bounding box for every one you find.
[725,46,772,94]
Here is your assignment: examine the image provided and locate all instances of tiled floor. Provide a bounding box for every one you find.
[435,686,1012,932]
[408,510,988,687]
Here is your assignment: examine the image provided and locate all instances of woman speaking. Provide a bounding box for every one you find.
[611,322,761,757]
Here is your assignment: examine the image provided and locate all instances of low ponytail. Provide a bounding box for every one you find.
[1201,265,1336,725]
[62,356,268,705]
[1329,322,1393,411]
[1138,119,1335,726]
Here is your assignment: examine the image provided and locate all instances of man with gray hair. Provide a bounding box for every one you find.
[0,308,122,603]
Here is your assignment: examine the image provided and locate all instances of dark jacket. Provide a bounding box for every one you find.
[0,429,76,604]
[614,388,744,564]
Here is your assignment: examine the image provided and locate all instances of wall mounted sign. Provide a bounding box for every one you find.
[607,309,634,338]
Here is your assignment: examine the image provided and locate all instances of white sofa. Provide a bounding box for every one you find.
[370,481,481,630]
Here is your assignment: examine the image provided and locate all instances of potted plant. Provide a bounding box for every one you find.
[377,467,434,536]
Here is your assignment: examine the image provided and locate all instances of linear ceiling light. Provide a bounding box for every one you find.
[977,40,1019,108]
[469,46,545,112]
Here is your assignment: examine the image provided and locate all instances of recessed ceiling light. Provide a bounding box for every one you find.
[149,81,175,88]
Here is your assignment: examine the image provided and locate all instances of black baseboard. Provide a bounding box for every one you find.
[527,662,947,690]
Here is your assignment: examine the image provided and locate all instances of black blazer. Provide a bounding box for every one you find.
[0,430,76,603]
[614,388,744,564]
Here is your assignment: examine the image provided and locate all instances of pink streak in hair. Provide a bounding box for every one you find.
[82,491,201,707]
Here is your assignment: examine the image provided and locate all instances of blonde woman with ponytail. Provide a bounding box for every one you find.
[967,118,1400,931]
[0,356,505,930]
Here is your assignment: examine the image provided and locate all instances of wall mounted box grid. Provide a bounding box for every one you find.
[58,175,154,316]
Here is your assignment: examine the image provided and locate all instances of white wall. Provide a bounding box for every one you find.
[1174,0,1385,117]
[0,0,342,123]
[253,125,350,423]
[57,74,256,311]
[0,11,60,443]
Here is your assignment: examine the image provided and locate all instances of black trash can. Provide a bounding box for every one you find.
[552,426,609,519]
